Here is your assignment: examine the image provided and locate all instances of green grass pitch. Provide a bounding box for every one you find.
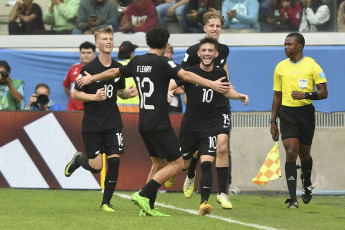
[1,189,344,230]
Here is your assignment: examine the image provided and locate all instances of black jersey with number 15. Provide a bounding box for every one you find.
[119,53,181,131]
[75,57,124,132]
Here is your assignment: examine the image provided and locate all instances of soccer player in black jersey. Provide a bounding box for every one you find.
[169,37,248,215]
[64,27,138,212]
[77,27,230,216]
[179,8,235,209]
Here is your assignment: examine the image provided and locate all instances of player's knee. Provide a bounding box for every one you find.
[217,144,228,156]
[200,161,212,173]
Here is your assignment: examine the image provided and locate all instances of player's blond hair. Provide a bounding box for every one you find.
[94,27,114,41]
[202,8,224,26]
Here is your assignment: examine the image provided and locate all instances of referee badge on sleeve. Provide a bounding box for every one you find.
[299,79,307,89]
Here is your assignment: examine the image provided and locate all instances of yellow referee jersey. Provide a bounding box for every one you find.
[273,57,327,107]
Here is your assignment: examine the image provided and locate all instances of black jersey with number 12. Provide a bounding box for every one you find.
[119,53,181,131]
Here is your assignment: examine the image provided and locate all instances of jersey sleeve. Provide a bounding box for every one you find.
[119,59,133,78]
[181,45,199,69]
[175,78,186,87]
[273,64,282,92]
[312,60,327,85]
[118,76,126,90]
[163,58,181,79]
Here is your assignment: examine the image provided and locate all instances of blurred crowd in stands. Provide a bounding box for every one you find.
[5,0,345,35]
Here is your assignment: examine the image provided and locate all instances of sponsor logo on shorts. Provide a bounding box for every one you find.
[183,152,189,157]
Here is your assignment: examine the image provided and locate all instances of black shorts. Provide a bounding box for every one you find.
[139,127,181,162]
[215,106,231,135]
[179,132,217,160]
[278,104,315,146]
[82,128,124,159]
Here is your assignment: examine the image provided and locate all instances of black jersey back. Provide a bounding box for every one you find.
[177,65,228,136]
[75,57,125,132]
[119,53,180,131]
[181,42,230,109]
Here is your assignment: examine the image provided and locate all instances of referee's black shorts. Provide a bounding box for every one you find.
[278,104,315,146]
[139,127,181,162]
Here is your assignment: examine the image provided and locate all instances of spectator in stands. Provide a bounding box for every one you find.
[8,0,46,35]
[116,41,140,112]
[164,43,184,113]
[26,83,63,110]
[222,0,261,33]
[337,0,345,32]
[183,0,214,33]
[74,0,119,34]
[42,0,80,34]
[0,61,25,110]
[261,0,302,32]
[258,0,271,25]
[63,41,96,111]
[119,0,159,33]
[156,0,189,32]
[299,0,330,32]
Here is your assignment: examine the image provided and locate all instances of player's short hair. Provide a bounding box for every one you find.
[94,27,113,41]
[202,8,224,26]
[199,37,219,51]
[166,43,173,54]
[0,60,11,73]
[79,41,96,52]
[287,32,305,48]
[35,83,50,94]
[146,27,170,49]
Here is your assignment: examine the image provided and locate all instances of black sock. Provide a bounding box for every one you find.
[285,161,297,200]
[102,157,120,205]
[188,156,199,178]
[217,167,228,194]
[301,157,313,187]
[76,155,101,174]
[200,161,213,203]
[139,179,161,207]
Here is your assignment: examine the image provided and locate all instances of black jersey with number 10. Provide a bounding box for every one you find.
[75,57,125,132]
[177,65,228,136]
[119,53,181,131]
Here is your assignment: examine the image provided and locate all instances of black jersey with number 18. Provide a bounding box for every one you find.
[75,57,124,132]
[119,53,181,131]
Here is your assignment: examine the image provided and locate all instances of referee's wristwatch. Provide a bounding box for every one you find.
[269,118,277,124]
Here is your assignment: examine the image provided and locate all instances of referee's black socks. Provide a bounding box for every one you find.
[102,157,120,205]
[285,161,297,200]
[301,157,313,187]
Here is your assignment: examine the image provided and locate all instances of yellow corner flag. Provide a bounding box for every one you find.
[251,142,281,185]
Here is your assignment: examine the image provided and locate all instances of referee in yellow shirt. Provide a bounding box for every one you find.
[270,33,328,209]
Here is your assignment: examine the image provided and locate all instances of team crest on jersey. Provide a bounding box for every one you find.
[220,59,224,64]
[114,78,120,82]
[299,79,307,89]
[319,71,326,79]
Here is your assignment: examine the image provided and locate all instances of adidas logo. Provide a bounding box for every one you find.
[287,176,295,181]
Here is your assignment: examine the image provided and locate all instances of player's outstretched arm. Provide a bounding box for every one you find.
[72,88,107,102]
[78,69,121,88]
[178,69,230,93]
[117,85,138,99]
[223,88,249,106]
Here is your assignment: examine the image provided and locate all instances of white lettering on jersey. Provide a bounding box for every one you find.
[183,53,189,62]
[137,65,152,73]
[168,61,176,68]
[131,15,148,27]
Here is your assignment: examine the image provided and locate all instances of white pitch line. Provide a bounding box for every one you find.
[115,193,279,230]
